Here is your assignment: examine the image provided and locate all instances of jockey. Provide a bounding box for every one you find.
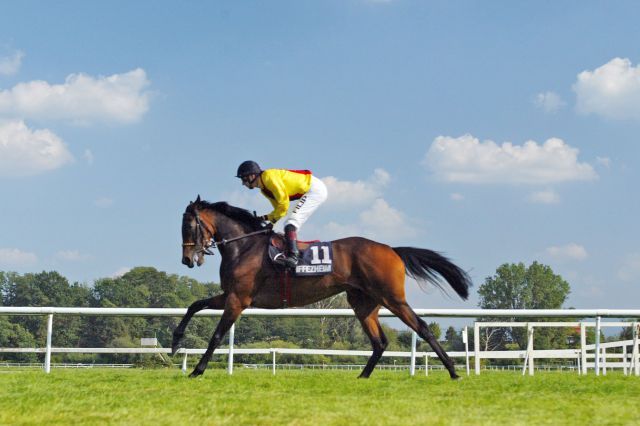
[236,160,328,268]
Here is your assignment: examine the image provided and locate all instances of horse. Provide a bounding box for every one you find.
[174,196,472,378]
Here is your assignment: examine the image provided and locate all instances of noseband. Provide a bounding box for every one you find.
[182,212,216,256]
[182,211,272,257]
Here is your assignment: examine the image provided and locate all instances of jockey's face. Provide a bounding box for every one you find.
[241,173,258,189]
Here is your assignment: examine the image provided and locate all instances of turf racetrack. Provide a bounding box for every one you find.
[1,368,638,425]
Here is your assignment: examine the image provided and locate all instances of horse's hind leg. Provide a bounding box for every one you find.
[347,290,388,379]
[172,293,227,355]
[387,301,459,379]
[190,293,246,378]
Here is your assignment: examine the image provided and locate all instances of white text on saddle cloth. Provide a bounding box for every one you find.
[295,242,333,276]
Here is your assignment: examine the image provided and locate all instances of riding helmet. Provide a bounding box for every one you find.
[236,160,262,177]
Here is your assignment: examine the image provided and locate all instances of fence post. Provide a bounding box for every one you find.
[410,331,417,376]
[595,316,601,376]
[580,322,587,375]
[44,314,53,374]
[527,323,534,376]
[623,346,628,376]
[182,352,188,374]
[474,322,480,375]
[272,349,276,375]
[424,354,429,376]
[228,323,235,375]
[463,326,470,376]
[632,322,639,376]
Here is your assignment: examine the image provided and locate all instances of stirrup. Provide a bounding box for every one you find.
[283,254,299,268]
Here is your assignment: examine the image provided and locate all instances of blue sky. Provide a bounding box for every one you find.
[1,1,639,319]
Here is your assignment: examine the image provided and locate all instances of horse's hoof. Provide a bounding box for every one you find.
[189,366,205,378]
[451,374,461,380]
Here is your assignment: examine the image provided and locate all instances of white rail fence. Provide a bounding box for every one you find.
[1,307,639,376]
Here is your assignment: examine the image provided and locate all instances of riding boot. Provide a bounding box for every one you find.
[284,224,299,268]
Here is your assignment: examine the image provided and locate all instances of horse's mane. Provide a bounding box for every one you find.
[190,200,264,231]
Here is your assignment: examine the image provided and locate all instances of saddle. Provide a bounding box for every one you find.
[268,234,333,276]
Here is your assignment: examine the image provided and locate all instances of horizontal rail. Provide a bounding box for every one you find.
[2,307,640,318]
[0,346,580,359]
[479,321,632,327]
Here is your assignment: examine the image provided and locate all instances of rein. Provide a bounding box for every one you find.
[213,228,272,247]
[182,211,271,256]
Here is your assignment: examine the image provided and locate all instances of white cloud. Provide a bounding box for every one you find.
[424,134,598,184]
[223,189,270,214]
[596,156,611,168]
[0,68,151,124]
[534,91,566,113]
[574,57,640,120]
[360,198,415,240]
[321,168,390,209]
[84,149,94,165]
[320,198,416,243]
[546,243,588,261]
[618,253,640,282]
[224,168,412,243]
[224,168,393,215]
[94,197,114,208]
[55,250,92,262]
[0,248,37,267]
[0,50,24,76]
[0,119,74,177]
[321,221,361,239]
[527,189,560,204]
[111,267,131,278]
[450,193,464,201]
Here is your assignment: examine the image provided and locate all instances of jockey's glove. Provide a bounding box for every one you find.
[258,215,273,229]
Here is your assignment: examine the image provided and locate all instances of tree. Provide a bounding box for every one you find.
[444,326,464,351]
[87,267,222,352]
[308,294,364,348]
[477,262,571,350]
[396,321,440,352]
[0,317,37,363]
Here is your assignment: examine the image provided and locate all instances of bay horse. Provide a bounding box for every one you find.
[174,196,471,378]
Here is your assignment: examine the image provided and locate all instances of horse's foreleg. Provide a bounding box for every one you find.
[347,290,387,379]
[190,293,246,378]
[172,293,227,355]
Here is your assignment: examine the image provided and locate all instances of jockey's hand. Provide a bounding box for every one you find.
[258,215,273,229]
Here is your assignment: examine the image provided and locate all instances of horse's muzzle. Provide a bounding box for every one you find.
[182,256,194,268]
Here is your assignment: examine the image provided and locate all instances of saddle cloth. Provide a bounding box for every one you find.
[268,234,333,276]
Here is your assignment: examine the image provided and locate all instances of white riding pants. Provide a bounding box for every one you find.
[285,176,328,230]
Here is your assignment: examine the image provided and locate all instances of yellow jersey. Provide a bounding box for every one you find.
[260,169,313,222]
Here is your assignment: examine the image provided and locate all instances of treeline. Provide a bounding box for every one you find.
[0,268,458,365]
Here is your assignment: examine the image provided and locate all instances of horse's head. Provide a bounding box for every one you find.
[181,195,216,268]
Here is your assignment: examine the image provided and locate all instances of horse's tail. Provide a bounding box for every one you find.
[392,247,471,300]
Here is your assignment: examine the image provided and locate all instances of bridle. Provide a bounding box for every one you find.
[182,211,216,256]
[182,211,272,257]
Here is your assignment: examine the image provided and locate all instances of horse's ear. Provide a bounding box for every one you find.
[196,194,201,203]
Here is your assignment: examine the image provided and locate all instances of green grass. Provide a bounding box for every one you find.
[0,368,638,425]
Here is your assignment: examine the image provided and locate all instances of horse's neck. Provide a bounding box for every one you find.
[211,213,263,260]
[210,212,253,241]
